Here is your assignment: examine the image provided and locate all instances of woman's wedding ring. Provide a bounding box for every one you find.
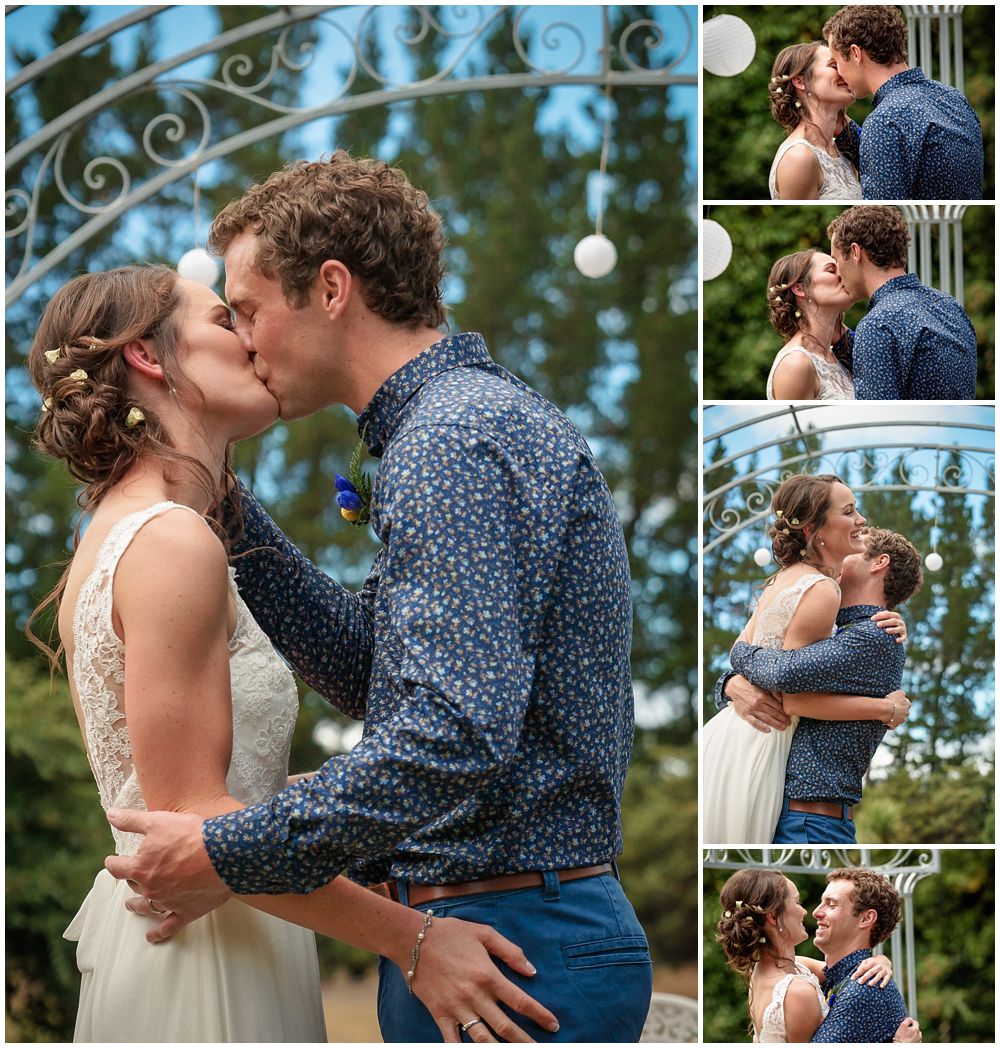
[459,1018,484,1032]
[148,899,168,916]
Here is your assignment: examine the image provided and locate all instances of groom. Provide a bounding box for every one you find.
[825,4,984,200]
[828,205,978,400]
[809,868,910,1042]
[717,528,923,843]
[105,153,652,1042]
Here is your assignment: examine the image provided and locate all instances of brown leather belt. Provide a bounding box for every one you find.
[369,863,613,907]
[789,799,853,820]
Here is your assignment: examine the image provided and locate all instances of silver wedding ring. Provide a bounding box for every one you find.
[148,899,168,915]
[460,1018,484,1033]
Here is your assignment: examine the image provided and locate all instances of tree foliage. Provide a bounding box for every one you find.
[703,4,995,200]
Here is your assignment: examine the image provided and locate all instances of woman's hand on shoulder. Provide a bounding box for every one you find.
[771,349,820,401]
[775,144,822,200]
[852,952,893,988]
[872,609,907,644]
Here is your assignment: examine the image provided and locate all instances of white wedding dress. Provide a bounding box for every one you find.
[766,345,856,401]
[63,502,327,1043]
[768,138,863,200]
[753,962,829,1042]
[702,573,838,845]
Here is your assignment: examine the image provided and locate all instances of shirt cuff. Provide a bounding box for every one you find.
[715,670,736,711]
[203,805,301,895]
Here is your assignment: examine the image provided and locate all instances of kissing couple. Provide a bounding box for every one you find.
[703,473,924,845]
[765,205,978,401]
[768,4,984,201]
[27,153,652,1042]
[716,867,922,1042]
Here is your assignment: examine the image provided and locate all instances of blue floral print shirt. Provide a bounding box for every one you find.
[812,949,907,1042]
[717,605,904,804]
[853,273,978,400]
[836,68,984,200]
[203,332,635,892]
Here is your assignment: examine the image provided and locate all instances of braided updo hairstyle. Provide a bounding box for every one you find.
[766,250,817,339]
[768,42,823,131]
[768,473,844,570]
[716,869,788,979]
[26,265,229,668]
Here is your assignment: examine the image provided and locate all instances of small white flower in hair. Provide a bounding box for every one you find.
[69,369,88,382]
[125,407,145,428]
[44,348,62,364]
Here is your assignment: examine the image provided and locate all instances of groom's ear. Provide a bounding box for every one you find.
[869,552,891,576]
[315,259,353,320]
[858,907,878,933]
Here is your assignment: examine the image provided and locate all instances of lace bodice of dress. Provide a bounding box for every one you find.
[754,962,829,1043]
[749,573,839,650]
[768,138,863,200]
[71,502,299,855]
[766,346,856,401]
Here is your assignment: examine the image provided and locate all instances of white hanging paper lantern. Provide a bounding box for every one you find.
[703,14,757,77]
[753,547,772,567]
[924,551,943,572]
[177,248,220,287]
[574,234,618,279]
[702,220,733,280]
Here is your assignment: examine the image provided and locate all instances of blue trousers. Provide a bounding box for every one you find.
[772,797,857,844]
[376,872,652,1043]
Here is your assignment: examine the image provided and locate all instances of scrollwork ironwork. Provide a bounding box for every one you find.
[6,5,693,305]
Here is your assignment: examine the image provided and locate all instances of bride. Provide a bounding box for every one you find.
[767,42,862,200]
[715,870,921,1042]
[702,474,907,845]
[765,249,856,401]
[27,265,555,1042]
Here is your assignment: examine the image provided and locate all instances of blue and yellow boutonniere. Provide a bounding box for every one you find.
[335,436,373,526]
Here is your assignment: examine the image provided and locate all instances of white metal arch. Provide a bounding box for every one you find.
[5,4,694,306]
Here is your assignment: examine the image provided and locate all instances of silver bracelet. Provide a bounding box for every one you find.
[405,909,434,994]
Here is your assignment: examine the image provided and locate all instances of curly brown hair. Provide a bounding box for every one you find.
[823,5,908,66]
[209,151,447,328]
[768,42,846,133]
[25,265,231,669]
[766,250,818,339]
[716,870,790,979]
[827,206,910,270]
[767,473,845,569]
[826,868,902,947]
[862,527,923,609]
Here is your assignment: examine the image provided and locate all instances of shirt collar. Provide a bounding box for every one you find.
[873,66,927,107]
[823,948,873,990]
[356,332,492,457]
[869,272,920,308]
[836,603,886,627]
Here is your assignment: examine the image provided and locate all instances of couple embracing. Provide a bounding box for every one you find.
[765,205,978,401]
[28,153,651,1042]
[703,473,923,845]
[716,867,922,1042]
[768,4,984,201]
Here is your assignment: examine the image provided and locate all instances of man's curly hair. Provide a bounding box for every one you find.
[863,528,923,610]
[824,5,908,66]
[827,206,910,270]
[209,151,447,328]
[827,868,901,947]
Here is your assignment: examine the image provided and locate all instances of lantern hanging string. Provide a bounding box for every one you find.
[595,79,613,237]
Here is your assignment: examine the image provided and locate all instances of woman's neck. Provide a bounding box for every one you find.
[795,311,841,357]
[795,103,839,150]
[104,449,224,518]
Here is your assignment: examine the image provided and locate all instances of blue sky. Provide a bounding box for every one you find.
[6,4,698,188]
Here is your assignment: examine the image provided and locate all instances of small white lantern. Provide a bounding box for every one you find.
[574,234,618,279]
[703,14,757,77]
[753,547,772,568]
[702,220,733,280]
[177,247,220,287]
[924,551,943,572]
